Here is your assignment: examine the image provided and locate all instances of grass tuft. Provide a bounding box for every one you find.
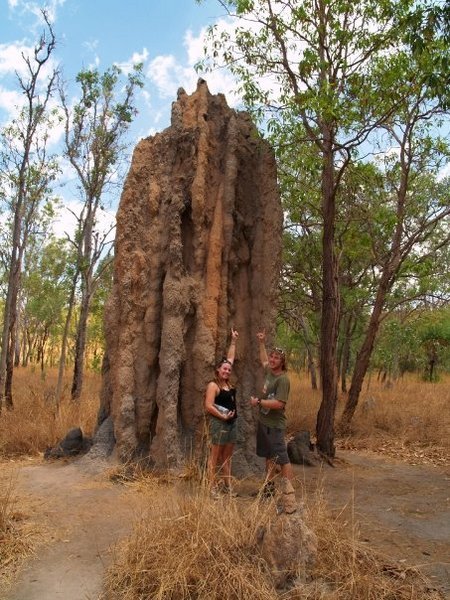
[0,368,99,458]
[103,478,442,600]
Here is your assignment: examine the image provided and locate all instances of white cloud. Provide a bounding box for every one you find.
[184,29,205,67]
[183,25,240,107]
[147,54,183,99]
[0,86,24,117]
[52,200,116,243]
[8,0,66,24]
[438,162,450,181]
[115,48,149,74]
[146,23,240,110]
[0,42,31,76]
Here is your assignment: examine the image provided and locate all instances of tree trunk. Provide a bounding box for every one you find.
[298,314,318,390]
[5,326,15,410]
[14,315,21,368]
[316,142,339,457]
[71,286,91,400]
[340,314,354,394]
[340,272,391,427]
[0,246,22,410]
[55,272,78,407]
[0,253,19,411]
[307,348,318,390]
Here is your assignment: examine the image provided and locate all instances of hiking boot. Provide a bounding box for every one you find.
[210,486,221,500]
[260,480,276,499]
[217,480,238,497]
[222,486,238,497]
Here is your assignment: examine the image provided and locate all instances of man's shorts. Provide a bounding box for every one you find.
[256,422,289,465]
[209,416,237,445]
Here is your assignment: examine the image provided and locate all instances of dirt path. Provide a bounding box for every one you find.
[296,451,450,597]
[3,450,449,600]
[3,458,145,600]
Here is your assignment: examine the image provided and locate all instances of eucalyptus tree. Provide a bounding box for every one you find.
[418,310,450,381]
[340,44,450,427]
[59,64,143,400]
[200,0,420,456]
[278,139,322,388]
[0,12,59,410]
[20,237,71,373]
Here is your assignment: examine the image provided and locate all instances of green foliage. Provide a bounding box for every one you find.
[199,0,450,397]
[372,307,450,382]
[372,316,423,376]
[22,238,73,342]
[63,63,144,201]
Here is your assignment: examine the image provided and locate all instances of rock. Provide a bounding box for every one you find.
[287,431,318,466]
[44,427,92,460]
[82,416,115,461]
[280,476,297,514]
[258,511,318,590]
[99,80,282,471]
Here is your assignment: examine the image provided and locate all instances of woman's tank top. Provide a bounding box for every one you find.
[215,387,237,420]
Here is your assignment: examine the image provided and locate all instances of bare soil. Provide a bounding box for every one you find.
[2,449,449,600]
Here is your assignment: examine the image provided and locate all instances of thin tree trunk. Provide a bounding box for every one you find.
[71,287,91,400]
[55,272,78,407]
[297,314,318,390]
[316,143,339,458]
[340,272,392,427]
[340,314,355,394]
[307,348,318,390]
[14,316,21,368]
[5,326,15,410]
[0,248,21,412]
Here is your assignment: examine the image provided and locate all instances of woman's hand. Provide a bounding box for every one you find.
[250,396,259,407]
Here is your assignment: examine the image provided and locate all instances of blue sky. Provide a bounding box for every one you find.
[1,0,238,137]
[0,0,239,235]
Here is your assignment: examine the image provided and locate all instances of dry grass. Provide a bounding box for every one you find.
[0,367,100,458]
[103,477,441,600]
[301,486,441,600]
[0,466,43,590]
[0,366,97,587]
[103,484,275,600]
[1,367,448,598]
[287,371,450,465]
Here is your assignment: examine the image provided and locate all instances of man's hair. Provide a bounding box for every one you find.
[269,347,287,371]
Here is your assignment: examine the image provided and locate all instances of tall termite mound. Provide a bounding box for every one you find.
[99,80,282,473]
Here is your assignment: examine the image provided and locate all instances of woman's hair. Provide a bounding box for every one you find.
[216,357,232,369]
[214,358,233,387]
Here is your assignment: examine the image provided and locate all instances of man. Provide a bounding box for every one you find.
[250,330,297,513]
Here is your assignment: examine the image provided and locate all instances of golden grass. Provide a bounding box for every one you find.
[303,486,441,600]
[103,485,275,599]
[287,371,450,464]
[0,367,100,458]
[3,367,448,460]
[1,367,448,598]
[0,466,43,590]
[102,476,441,600]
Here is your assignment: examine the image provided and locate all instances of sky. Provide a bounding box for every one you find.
[0,0,238,236]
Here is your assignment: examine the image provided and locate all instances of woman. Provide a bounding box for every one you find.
[204,328,239,497]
